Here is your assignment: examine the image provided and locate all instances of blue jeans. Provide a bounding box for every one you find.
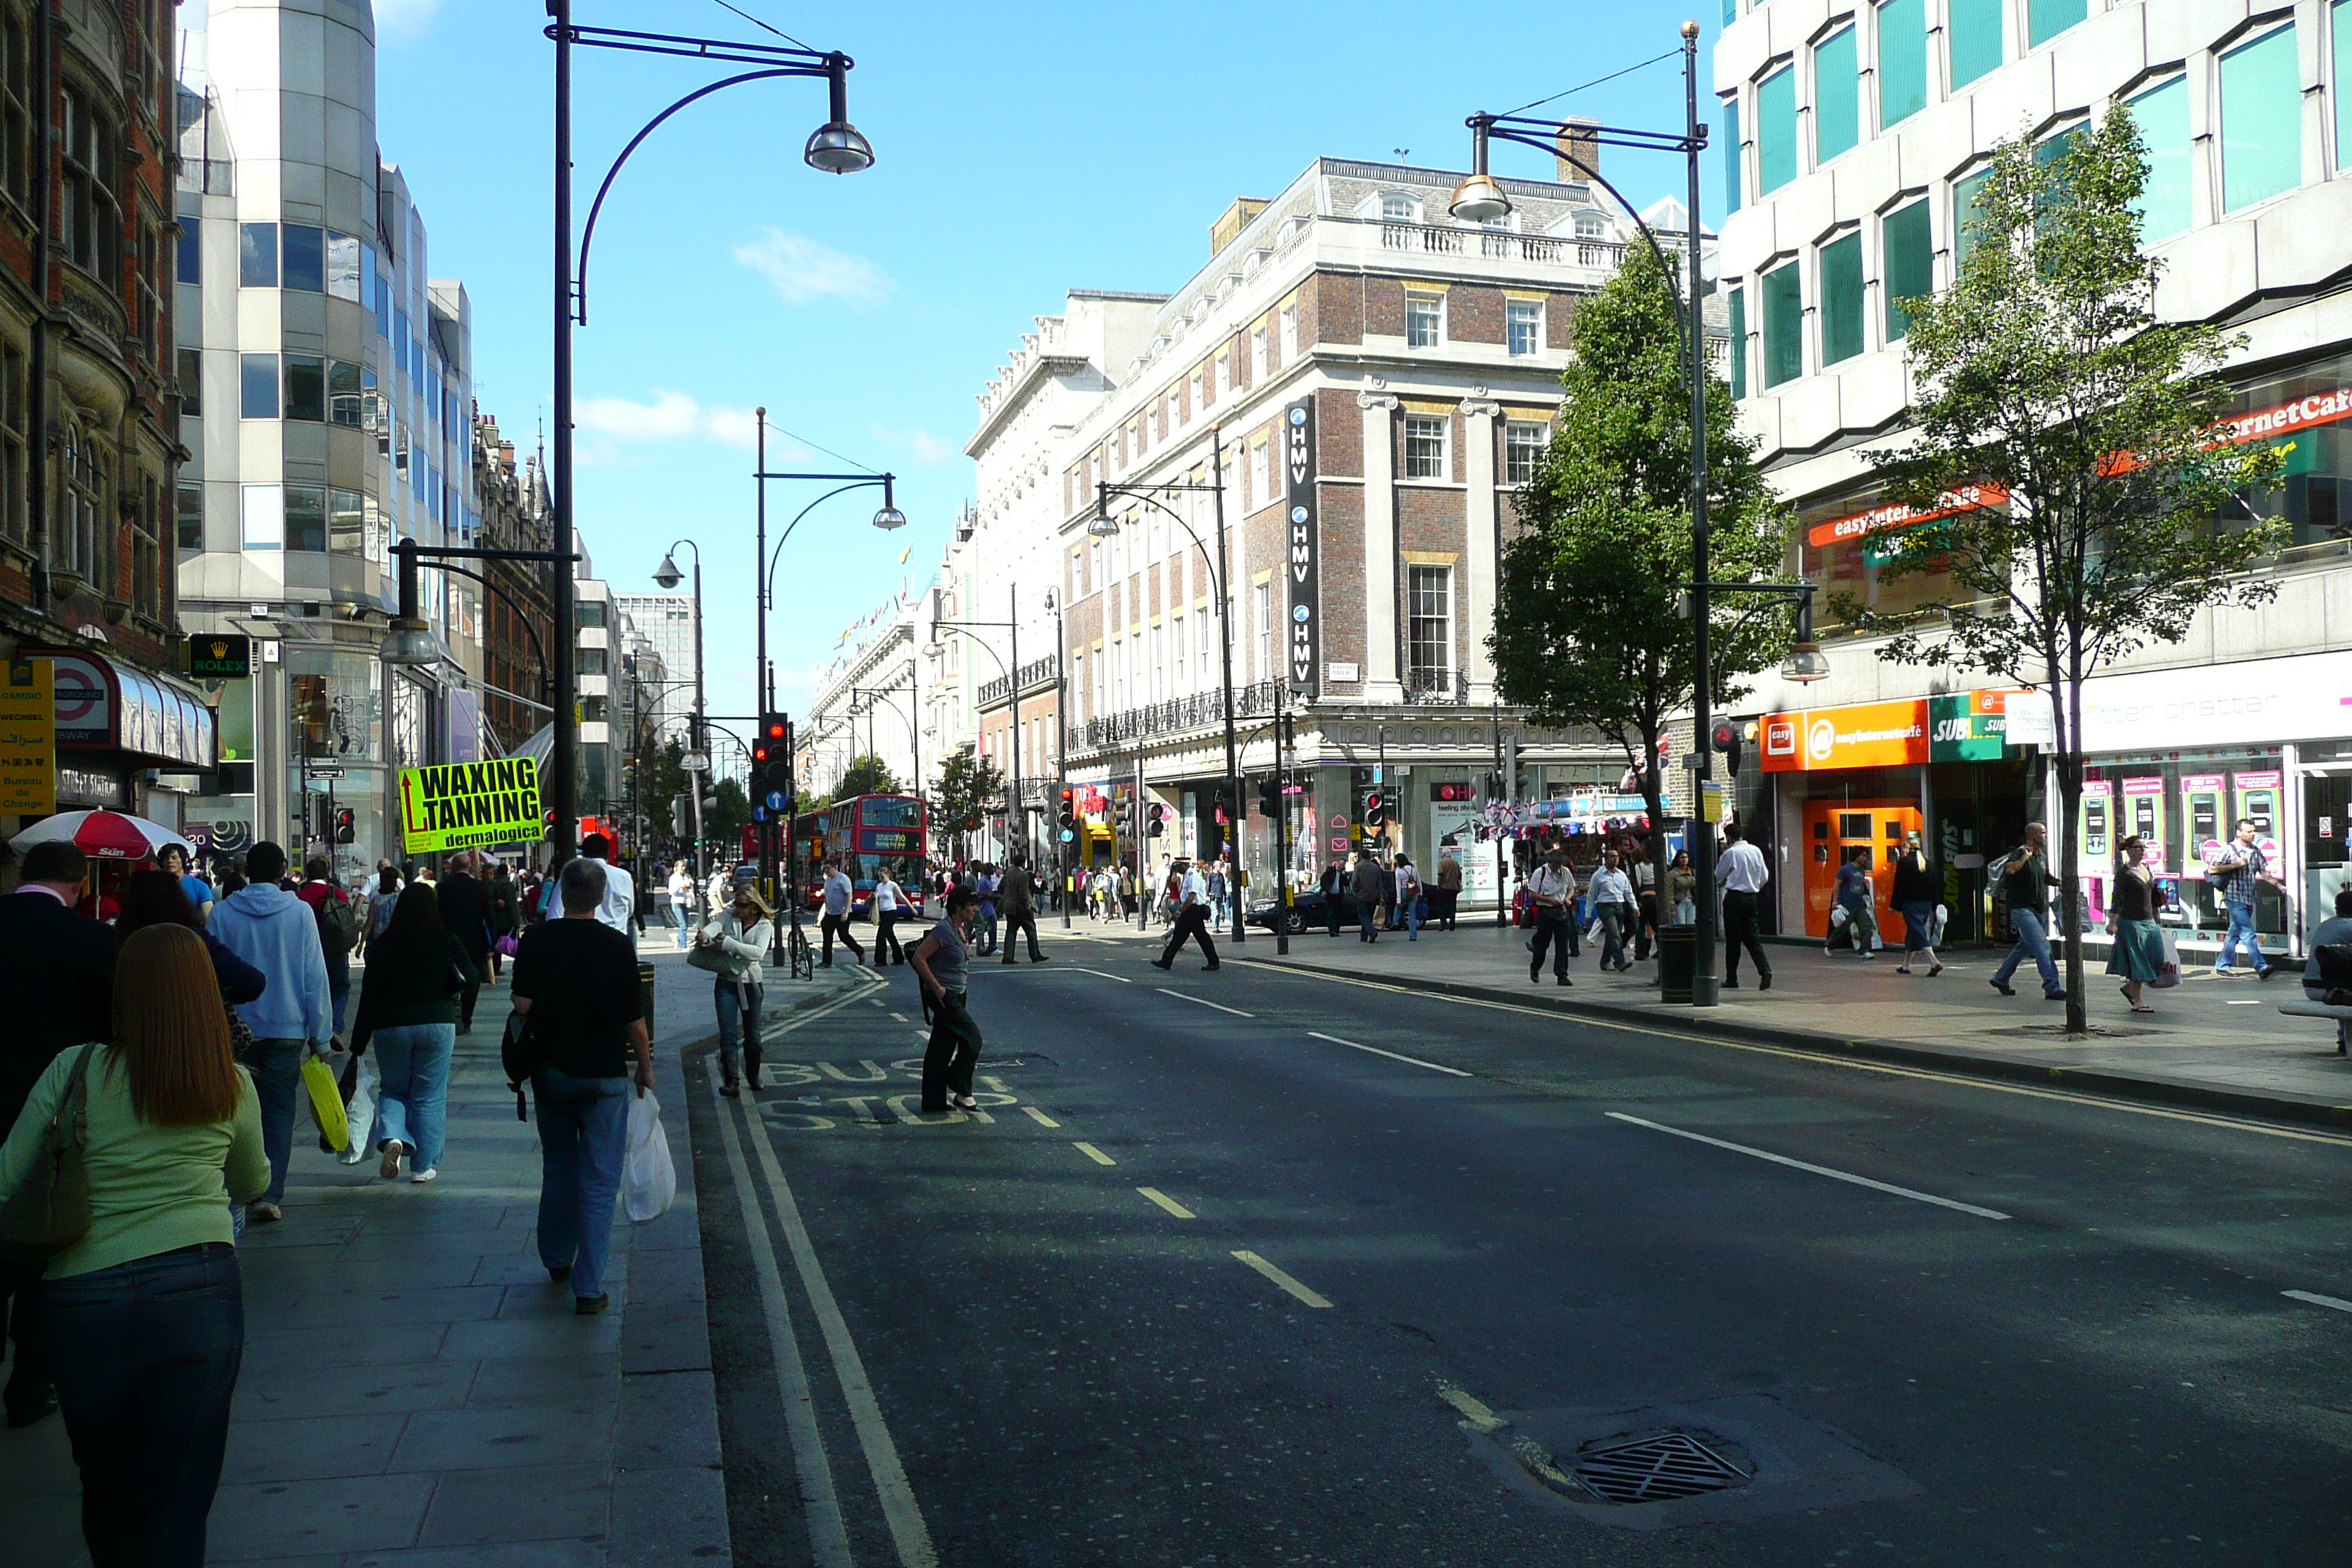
[2218,900,2269,973]
[45,1244,243,1567]
[246,1039,305,1205]
[668,903,689,949]
[372,1022,455,1171]
[1402,897,1422,938]
[715,980,763,1075]
[328,964,350,1039]
[533,1067,630,1300]
[1993,908,2062,994]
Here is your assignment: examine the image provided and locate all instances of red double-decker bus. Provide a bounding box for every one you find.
[788,794,927,916]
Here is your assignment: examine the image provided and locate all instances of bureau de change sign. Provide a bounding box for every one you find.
[397,756,542,855]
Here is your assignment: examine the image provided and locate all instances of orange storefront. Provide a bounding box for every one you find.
[1754,690,2035,946]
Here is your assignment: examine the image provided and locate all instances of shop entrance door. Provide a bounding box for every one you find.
[1801,799,1922,943]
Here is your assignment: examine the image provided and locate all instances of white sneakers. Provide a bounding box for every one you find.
[410,1167,438,1183]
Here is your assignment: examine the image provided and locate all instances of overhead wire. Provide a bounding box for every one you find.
[1499,48,1681,121]
[706,0,815,53]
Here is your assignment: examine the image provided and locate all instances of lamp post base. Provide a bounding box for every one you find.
[1690,973,1720,1008]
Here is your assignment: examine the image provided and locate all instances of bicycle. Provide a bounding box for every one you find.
[788,917,815,982]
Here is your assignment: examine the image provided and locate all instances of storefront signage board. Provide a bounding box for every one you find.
[0,659,54,815]
[1760,699,1929,772]
[1283,398,1319,697]
[2119,777,2168,875]
[2181,774,2225,875]
[1927,689,2024,761]
[397,755,543,855]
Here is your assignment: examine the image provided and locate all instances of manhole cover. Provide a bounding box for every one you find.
[1571,1431,1749,1504]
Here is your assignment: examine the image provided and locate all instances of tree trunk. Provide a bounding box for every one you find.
[2058,650,2088,1036]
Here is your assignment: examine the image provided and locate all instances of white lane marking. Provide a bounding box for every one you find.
[1021,1105,1060,1128]
[742,1084,939,1565]
[2285,1289,2352,1313]
[1070,966,1133,984]
[1137,1186,1196,1218]
[1307,1030,1472,1077]
[778,973,892,1033]
[888,1011,910,1022]
[2225,1000,2262,1006]
[1605,1112,2013,1221]
[1156,987,1254,1017]
[701,1058,853,1567]
[1232,1249,1333,1308]
[1073,1142,1116,1166]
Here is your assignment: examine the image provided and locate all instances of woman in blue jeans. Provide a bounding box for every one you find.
[0,924,269,1567]
[696,884,773,1096]
[350,883,476,1182]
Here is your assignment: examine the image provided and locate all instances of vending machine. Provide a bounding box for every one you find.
[2078,778,2113,923]
[2121,776,2167,874]
[2182,774,2225,876]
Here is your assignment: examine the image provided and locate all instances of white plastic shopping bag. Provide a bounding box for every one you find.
[338,1054,379,1165]
[622,1090,677,1223]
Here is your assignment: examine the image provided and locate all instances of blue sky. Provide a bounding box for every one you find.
[343,0,1721,745]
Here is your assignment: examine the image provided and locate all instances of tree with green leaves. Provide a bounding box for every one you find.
[707,777,752,847]
[1852,105,2284,1034]
[1492,238,1789,885]
[834,753,901,800]
[930,742,1004,858]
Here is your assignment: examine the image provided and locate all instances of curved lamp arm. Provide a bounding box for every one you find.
[930,622,1010,679]
[766,479,886,610]
[1096,485,1226,603]
[399,550,554,706]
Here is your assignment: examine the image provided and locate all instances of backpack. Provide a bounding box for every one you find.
[314,888,358,957]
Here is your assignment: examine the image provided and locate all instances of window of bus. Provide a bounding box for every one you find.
[1798,483,1968,636]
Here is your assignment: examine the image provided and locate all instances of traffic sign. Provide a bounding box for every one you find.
[1059,828,1074,843]
[753,804,770,823]
[306,764,345,779]
[764,790,787,812]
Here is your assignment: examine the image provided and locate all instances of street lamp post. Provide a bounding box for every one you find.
[929,603,1025,875]
[547,4,870,867]
[1449,23,1716,998]
[1092,425,1245,947]
[652,539,708,918]
[1047,589,1070,928]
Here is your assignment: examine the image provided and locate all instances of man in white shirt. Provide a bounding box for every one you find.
[1524,850,1578,986]
[1588,851,1637,971]
[1151,859,1221,972]
[579,834,636,937]
[666,863,695,949]
[819,861,866,967]
[872,870,906,966]
[1714,823,1772,990]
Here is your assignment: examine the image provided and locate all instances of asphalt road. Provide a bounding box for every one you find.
[685,930,2352,1567]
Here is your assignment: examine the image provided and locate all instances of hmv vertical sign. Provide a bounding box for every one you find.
[1284,396,1319,696]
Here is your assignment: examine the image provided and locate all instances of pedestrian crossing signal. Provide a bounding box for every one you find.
[1363,791,1385,831]
[1147,803,1166,838]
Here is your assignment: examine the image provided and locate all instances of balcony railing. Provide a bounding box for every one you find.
[977,653,1060,709]
[1074,679,1281,751]
[1405,668,1469,706]
[1364,216,1625,271]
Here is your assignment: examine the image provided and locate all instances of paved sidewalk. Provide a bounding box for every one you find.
[1,946,859,1568]
[1210,918,2352,1125]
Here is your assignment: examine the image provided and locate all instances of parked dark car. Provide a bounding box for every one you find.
[1248,887,1363,935]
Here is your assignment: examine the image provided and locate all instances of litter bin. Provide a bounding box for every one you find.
[638,961,657,1041]
[1656,923,1697,1003]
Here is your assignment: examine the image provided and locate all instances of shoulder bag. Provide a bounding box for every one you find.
[500,1010,543,1121]
[0,1044,98,1262]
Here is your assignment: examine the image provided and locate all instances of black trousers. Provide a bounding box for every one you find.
[1635,892,1659,961]
[1529,911,1573,976]
[1,1257,48,1418]
[1324,892,1343,935]
[1723,889,1771,981]
[820,911,864,964]
[920,991,981,1112]
[1001,909,1042,962]
[1160,904,1219,966]
[875,911,905,965]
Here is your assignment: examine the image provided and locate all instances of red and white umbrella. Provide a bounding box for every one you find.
[10,809,195,862]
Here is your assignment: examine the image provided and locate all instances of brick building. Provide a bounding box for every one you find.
[471,410,554,758]
[966,155,1670,910]
[0,0,216,851]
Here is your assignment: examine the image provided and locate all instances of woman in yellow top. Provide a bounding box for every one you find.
[0,924,268,1567]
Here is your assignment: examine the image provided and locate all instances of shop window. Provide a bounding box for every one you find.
[1876,0,1927,128]
[1757,63,1798,194]
[2221,357,2352,558]
[176,481,204,551]
[1819,230,1865,366]
[1760,260,1803,388]
[1814,25,1859,165]
[2125,76,2193,241]
[2220,23,2300,213]
[1798,486,1967,633]
[1882,200,1932,341]
[2029,0,2085,48]
[1947,0,2003,90]
[285,483,327,552]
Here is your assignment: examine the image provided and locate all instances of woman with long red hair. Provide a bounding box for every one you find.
[0,923,267,1566]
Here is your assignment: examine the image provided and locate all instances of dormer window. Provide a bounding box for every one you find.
[1381,194,1417,222]
[1573,211,1608,240]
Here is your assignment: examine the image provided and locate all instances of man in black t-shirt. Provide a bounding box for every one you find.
[511,856,652,1314]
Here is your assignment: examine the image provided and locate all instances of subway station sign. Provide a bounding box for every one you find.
[397,755,542,854]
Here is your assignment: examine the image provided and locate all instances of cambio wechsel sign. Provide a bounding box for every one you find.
[1284,397,1319,696]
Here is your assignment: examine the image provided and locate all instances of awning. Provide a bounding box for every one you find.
[27,647,216,771]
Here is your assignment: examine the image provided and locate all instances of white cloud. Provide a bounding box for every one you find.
[870,424,956,467]
[373,0,445,42]
[574,391,766,451]
[733,228,891,306]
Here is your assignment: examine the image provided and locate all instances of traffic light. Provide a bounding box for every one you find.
[754,713,795,802]
[1711,717,1742,776]
[1147,803,1167,838]
[671,796,687,837]
[1363,791,1386,832]
[334,807,355,845]
[1257,777,1280,818]
[1058,789,1077,833]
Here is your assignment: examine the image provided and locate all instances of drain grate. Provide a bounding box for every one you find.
[1571,1432,1750,1504]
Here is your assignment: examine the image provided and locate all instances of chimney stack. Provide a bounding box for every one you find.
[1556,118,1599,183]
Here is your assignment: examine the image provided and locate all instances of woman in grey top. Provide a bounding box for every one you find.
[911,886,981,1115]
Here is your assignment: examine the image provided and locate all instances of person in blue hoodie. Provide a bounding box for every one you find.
[206,840,332,1223]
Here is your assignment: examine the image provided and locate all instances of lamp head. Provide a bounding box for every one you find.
[1086,509,1122,539]
[1449,174,1511,223]
[652,551,683,591]
[870,475,905,531]
[804,53,874,175]
[378,617,437,667]
[1779,641,1832,684]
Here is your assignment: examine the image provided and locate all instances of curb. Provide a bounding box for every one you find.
[1229,957,2352,1134]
